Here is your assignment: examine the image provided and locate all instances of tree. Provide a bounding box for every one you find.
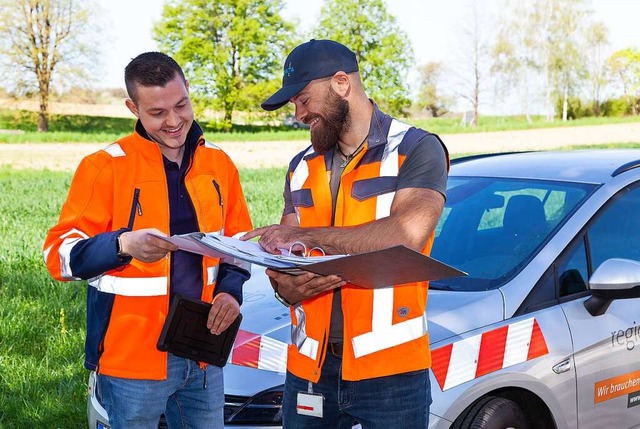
[584,21,609,116]
[153,0,294,128]
[492,1,542,123]
[311,0,413,116]
[494,0,593,121]
[548,0,590,121]
[450,1,493,127]
[608,48,640,115]
[0,0,96,131]
[416,62,450,117]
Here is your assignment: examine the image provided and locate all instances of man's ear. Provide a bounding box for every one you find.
[331,71,351,97]
[125,98,140,118]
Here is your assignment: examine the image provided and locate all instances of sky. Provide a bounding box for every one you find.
[96,0,640,110]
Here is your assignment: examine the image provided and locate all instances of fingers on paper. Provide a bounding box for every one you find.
[239,225,270,241]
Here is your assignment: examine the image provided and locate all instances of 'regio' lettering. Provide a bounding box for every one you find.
[611,321,640,351]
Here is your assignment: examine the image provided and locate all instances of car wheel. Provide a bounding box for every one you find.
[292,122,300,129]
[452,396,530,429]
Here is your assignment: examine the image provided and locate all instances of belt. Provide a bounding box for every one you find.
[327,342,343,357]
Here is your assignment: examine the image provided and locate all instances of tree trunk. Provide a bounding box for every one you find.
[223,105,233,131]
[38,92,49,132]
[545,67,554,122]
[562,83,569,121]
[471,78,479,128]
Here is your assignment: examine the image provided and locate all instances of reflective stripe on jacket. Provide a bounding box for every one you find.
[286,107,447,382]
[43,129,252,380]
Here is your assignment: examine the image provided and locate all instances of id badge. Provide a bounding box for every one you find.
[296,392,324,418]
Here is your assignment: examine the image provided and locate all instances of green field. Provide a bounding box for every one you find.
[0,166,285,428]
[2,108,639,144]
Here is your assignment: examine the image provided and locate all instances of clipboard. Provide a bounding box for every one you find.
[297,245,465,288]
[154,233,466,288]
[157,295,242,367]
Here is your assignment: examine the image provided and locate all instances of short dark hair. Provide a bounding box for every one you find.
[124,52,186,102]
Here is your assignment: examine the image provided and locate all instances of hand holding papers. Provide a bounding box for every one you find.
[154,232,466,288]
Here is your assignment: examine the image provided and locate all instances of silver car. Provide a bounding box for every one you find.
[282,114,310,129]
[89,149,640,428]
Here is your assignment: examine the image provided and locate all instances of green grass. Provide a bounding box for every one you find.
[0,168,87,427]
[0,166,284,428]
[1,108,639,144]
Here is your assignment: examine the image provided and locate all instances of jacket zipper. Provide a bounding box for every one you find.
[212,179,224,232]
[127,188,141,230]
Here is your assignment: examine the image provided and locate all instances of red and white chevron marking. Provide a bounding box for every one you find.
[431,317,548,391]
[228,329,288,373]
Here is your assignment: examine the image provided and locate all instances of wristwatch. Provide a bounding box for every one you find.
[274,289,293,308]
[116,233,131,261]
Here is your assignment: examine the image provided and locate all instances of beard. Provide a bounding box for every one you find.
[310,86,351,154]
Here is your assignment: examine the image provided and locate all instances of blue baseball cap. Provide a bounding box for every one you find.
[261,39,359,111]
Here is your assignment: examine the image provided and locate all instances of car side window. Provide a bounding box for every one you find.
[555,183,640,298]
[557,237,589,297]
[587,184,640,270]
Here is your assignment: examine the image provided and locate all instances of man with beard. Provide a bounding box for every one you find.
[242,39,448,428]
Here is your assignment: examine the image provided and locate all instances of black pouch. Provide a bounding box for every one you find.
[157,295,242,367]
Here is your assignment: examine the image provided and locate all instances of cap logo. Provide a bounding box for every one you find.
[284,62,295,77]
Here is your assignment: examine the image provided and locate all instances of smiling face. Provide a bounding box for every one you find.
[290,77,351,154]
[125,73,194,158]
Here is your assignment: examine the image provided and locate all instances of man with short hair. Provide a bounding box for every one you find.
[242,39,449,428]
[43,52,252,428]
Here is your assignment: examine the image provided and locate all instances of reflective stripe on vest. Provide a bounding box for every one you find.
[206,266,218,286]
[89,275,167,296]
[103,143,126,158]
[290,147,315,224]
[288,147,322,360]
[58,228,90,280]
[291,304,319,360]
[352,119,428,358]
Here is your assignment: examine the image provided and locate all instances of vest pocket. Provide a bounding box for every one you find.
[292,189,314,208]
[351,177,397,201]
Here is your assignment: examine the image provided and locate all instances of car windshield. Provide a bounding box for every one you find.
[429,176,595,291]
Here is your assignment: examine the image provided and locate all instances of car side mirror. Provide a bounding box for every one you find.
[584,258,640,316]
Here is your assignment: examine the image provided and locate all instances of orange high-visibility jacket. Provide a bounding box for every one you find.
[43,127,252,380]
[285,108,448,382]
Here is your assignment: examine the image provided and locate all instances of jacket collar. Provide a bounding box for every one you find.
[133,120,205,157]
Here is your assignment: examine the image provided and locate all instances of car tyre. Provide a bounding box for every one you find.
[292,122,300,129]
[452,396,530,429]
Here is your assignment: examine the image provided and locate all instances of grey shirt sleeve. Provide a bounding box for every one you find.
[398,134,448,199]
[282,171,295,217]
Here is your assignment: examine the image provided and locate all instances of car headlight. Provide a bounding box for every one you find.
[224,385,283,425]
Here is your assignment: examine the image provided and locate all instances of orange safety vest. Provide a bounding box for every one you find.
[43,130,252,380]
[286,116,447,382]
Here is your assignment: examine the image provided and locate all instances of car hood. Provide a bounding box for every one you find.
[238,268,291,343]
[426,289,505,345]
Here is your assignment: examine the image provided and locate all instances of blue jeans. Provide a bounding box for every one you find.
[282,353,432,429]
[96,353,224,429]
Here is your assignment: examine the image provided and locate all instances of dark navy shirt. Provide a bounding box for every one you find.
[161,135,203,301]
